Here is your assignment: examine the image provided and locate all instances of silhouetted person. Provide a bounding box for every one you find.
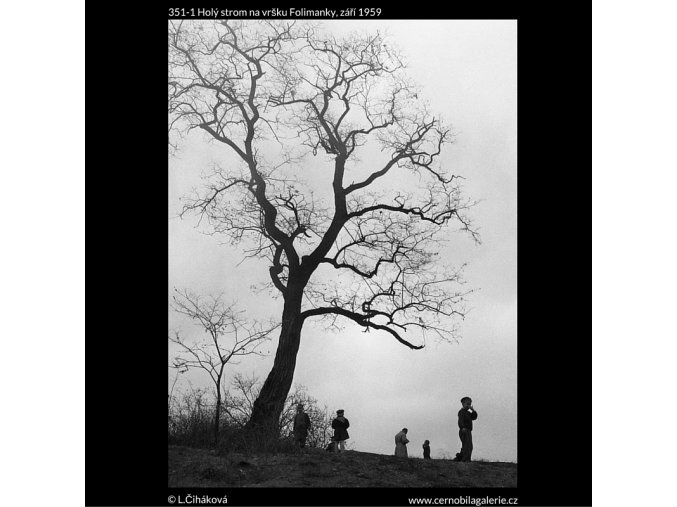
[293,403,311,449]
[331,409,350,453]
[423,439,431,459]
[394,428,410,457]
[454,396,478,462]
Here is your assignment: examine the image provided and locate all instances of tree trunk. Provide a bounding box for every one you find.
[214,385,222,445]
[246,284,305,438]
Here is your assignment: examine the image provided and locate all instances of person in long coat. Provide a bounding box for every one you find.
[331,409,350,453]
[394,428,410,457]
[293,403,311,449]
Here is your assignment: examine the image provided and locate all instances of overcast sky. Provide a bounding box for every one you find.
[168,19,517,462]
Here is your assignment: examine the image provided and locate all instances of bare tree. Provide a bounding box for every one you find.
[220,373,261,429]
[169,288,278,443]
[169,21,479,438]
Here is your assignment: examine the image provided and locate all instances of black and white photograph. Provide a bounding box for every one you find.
[167,15,517,501]
[13,2,662,506]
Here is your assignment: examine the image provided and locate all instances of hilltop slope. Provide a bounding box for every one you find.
[168,445,516,488]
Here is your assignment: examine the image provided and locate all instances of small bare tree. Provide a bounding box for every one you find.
[169,288,278,443]
[221,373,261,429]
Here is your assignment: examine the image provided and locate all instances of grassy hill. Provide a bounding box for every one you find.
[168,445,517,488]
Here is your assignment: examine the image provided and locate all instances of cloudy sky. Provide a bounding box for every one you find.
[168,19,517,462]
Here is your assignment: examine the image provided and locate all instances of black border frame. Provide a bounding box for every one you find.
[85,4,590,506]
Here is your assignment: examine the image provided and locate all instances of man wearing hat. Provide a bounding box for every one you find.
[331,409,350,453]
[293,403,311,449]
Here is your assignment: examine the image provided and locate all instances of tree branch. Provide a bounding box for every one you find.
[300,306,423,349]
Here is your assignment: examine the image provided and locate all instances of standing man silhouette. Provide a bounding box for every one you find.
[454,397,478,462]
[331,409,350,453]
[293,403,311,449]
